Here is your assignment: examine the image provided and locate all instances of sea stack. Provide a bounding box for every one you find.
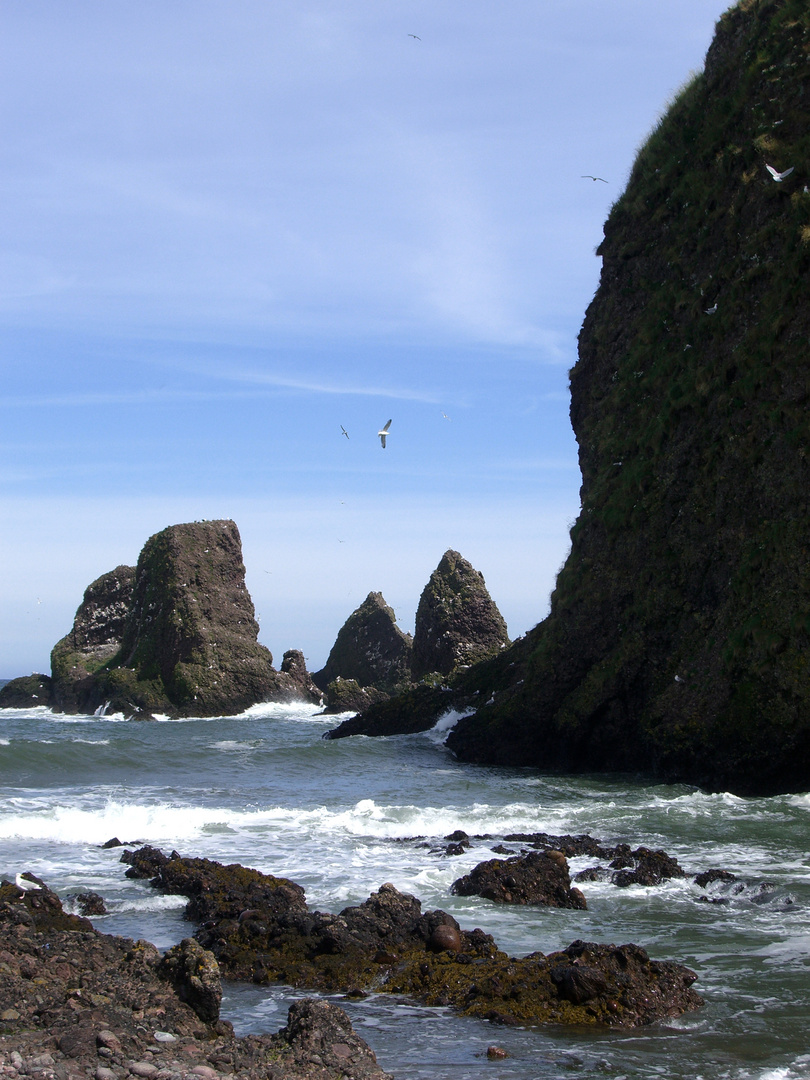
[411,550,509,680]
[312,591,413,693]
[447,1,810,795]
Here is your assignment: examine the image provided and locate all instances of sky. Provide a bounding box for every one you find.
[1,0,732,678]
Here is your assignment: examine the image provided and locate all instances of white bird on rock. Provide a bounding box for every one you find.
[766,164,794,182]
[378,419,392,448]
[15,873,43,891]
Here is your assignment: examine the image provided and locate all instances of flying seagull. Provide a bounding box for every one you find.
[340,425,349,440]
[766,164,794,182]
[408,33,421,40]
[378,419,392,448]
[581,175,608,183]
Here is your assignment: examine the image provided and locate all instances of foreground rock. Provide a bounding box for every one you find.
[122,846,702,1028]
[0,876,391,1080]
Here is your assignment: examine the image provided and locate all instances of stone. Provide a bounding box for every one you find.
[157,939,221,1024]
[313,592,413,693]
[451,849,588,909]
[411,551,510,679]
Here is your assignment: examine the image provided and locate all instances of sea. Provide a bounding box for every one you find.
[1,699,808,1080]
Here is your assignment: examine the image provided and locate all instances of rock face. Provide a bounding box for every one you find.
[46,520,320,717]
[312,592,412,692]
[50,564,135,711]
[446,2,810,795]
[411,550,510,680]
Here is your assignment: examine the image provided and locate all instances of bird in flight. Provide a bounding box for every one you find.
[408,33,421,40]
[766,164,794,182]
[340,425,349,440]
[378,419,392,448]
[581,175,608,183]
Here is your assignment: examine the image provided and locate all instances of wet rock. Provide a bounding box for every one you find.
[411,550,510,679]
[694,869,737,889]
[610,847,685,888]
[451,849,588,909]
[278,999,392,1079]
[322,678,390,716]
[71,891,107,916]
[324,684,456,738]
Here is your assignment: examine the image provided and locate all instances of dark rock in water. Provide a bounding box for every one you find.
[322,677,390,715]
[313,592,413,693]
[694,869,738,889]
[610,847,685,888]
[324,684,456,738]
[116,847,702,1029]
[49,520,320,718]
[0,875,391,1080]
[0,673,52,708]
[446,3,810,797]
[411,550,510,679]
[50,564,135,712]
[71,890,107,916]
[451,849,588,909]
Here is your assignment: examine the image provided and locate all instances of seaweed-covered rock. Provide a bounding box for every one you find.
[411,551,510,679]
[451,850,588,909]
[158,938,222,1023]
[0,673,52,708]
[324,684,456,738]
[322,678,390,715]
[313,592,413,693]
[121,847,701,1029]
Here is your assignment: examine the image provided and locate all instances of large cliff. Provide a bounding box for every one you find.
[447,0,810,795]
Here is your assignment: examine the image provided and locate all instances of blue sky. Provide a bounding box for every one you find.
[1,0,731,677]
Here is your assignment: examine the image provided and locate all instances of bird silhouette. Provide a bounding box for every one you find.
[581,175,608,183]
[378,419,392,448]
[340,425,349,440]
[408,33,421,40]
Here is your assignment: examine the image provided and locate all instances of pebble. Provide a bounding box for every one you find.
[129,1063,158,1077]
[486,1045,509,1059]
[96,1069,118,1080]
[190,1068,220,1079]
[153,1032,177,1044]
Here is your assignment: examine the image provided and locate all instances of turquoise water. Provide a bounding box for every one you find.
[1,701,809,1079]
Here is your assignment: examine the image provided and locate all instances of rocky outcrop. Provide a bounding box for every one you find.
[451,850,588,909]
[50,565,135,711]
[411,551,509,680]
[325,685,456,738]
[313,592,413,694]
[46,520,320,717]
[120,846,702,1029]
[443,2,810,796]
[321,678,390,715]
[0,877,391,1080]
[0,673,52,708]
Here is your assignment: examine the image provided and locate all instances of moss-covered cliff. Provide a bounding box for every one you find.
[448,0,810,795]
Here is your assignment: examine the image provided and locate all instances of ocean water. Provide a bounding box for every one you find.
[1,700,809,1080]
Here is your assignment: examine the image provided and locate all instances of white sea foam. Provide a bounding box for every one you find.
[423,708,473,745]
[0,739,9,746]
